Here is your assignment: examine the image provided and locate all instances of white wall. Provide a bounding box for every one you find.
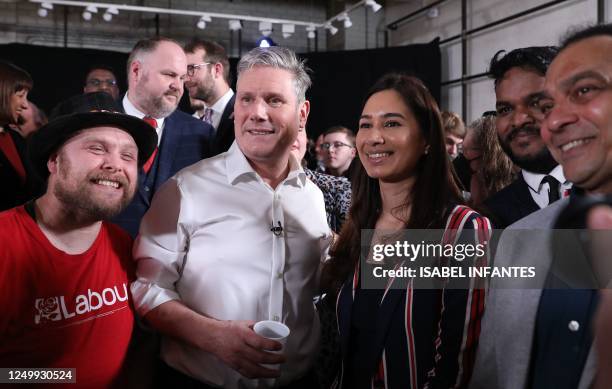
[385,0,608,123]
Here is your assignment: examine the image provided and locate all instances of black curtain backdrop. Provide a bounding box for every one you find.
[1,40,440,138]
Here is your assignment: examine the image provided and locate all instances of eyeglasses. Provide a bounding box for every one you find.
[321,141,354,150]
[187,62,212,77]
[86,79,117,87]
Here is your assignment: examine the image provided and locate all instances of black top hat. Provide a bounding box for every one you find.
[28,92,158,179]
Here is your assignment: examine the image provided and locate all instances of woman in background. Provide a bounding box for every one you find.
[0,61,39,211]
[323,74,491,389]
[462,115,517,206]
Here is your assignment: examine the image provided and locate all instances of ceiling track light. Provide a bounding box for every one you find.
[324,23,338,36]
[365,0,382,13]
[82,5,97,21]
[259,21,273,37]
[337,13,352,28]
[37,1,52,17]
[228,19,242,31]
[40,2,53,9]
[281,23,294,39]
[103,7,118,22]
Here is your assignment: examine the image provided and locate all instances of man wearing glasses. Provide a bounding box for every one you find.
[321,125,356,179]
[83,64,120,100]
[184,39,236,155]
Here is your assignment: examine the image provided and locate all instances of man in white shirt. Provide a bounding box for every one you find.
[131,46,331,389]
[184,39,236,156]
[483,46,571,228]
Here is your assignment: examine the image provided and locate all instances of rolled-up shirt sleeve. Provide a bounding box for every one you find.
[131,176,190,317]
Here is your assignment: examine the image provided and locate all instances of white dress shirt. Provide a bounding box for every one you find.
[522,165,572,209]
[122,93,165,146]
[131,141,331,388]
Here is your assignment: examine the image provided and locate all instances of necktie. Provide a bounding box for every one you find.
[0,131,26,183]
[542,175,560,204]
[201,108,213,125]
[142,116,158,174]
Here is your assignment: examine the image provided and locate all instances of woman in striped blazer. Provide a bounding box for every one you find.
[322,73,492,389]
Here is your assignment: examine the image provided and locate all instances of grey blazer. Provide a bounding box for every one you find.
[469,198,596,389]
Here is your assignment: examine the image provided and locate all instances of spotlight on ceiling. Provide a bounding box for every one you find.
[324,23,338,36]
[338,13,352,28]
[229,19,242,31]
[103,7,118,22]
[306,24,316,39]
[37,7,48,17]
[281,23,294,39]
[257,36,276,48]
[259,21,273,37]
[196,15,211,29]
[365,0,382,12]
[82,5,98,21]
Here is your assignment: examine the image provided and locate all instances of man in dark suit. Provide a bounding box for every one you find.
[184,39,235,156]
[483,46,570,228]
[114,37,214,236]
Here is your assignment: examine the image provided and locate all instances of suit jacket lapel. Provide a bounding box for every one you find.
[154,113,179,192]
[516,174,540,214]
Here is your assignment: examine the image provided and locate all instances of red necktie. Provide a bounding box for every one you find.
[142,117,158,174]
[0,131,26,183]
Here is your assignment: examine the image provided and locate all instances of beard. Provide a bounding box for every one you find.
[498,124,558,174]
[54,157,135,222]
[141,91,179,118]
[191,76,215,103]
[136,73,180,118]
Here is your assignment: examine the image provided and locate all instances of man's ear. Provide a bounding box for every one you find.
[129,60,142,83]
[47,152,59,175]
[213,62,223,79]
[299,100,310,129]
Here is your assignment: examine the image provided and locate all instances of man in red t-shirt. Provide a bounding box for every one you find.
[0,92,157,388]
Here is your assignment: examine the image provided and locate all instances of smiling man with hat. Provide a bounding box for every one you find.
[0,92,157,388]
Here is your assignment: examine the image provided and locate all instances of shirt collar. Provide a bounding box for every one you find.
[209,89,234,115]
[122,93,166,129]
[522,165,567,193]
[226,141,306,187]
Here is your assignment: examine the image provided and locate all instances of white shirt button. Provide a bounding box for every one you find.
[568,320,580,332]
[277,272,283,279]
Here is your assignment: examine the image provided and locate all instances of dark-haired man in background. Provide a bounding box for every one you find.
[184,39,235,156]
[484,46,571,228]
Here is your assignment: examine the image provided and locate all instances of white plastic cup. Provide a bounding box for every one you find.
[253,320,290,372]
[254,320,290,348]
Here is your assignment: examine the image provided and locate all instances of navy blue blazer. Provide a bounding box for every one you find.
[483,175,540,228]
[113,109,213,236]
[211,95,235,156]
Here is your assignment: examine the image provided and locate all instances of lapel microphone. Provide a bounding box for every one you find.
[270,221,283,236]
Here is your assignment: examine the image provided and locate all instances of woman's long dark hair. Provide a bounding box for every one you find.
[322,73,462,295]
[0,61,33,126]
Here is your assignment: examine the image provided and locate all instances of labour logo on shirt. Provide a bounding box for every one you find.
[34,283,129,324]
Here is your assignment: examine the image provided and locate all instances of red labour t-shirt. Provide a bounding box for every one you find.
[0,206,135,388]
